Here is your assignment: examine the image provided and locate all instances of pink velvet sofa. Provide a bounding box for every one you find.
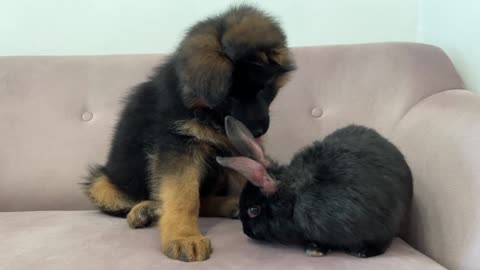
[1,43,479,270]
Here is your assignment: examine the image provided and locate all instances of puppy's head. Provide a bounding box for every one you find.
[175,5,295,137]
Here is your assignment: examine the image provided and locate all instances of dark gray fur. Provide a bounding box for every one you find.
[225,122,413,257]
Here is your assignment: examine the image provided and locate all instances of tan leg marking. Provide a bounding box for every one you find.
[158,158,212,262]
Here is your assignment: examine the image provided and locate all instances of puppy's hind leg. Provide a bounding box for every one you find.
[83,166,137,217]
[127,200,160,228]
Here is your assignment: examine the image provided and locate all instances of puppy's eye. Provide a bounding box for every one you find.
[247,205,261,218]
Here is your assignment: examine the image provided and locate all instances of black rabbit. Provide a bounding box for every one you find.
[216,116,413,258]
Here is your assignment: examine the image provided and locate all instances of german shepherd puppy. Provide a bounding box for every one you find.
[83,5,294,262]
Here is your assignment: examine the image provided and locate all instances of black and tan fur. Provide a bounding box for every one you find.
[82,5,294,262]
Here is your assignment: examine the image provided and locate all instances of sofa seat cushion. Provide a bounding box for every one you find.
[0,211,445,270]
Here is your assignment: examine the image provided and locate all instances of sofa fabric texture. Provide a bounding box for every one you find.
[0,211,445,270]
[1,43,478,270]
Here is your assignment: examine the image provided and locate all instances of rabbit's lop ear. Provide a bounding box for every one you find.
[225,116,269,167]
[216,157,277,195]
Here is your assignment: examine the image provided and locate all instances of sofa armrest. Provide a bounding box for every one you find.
[391,89,480,270]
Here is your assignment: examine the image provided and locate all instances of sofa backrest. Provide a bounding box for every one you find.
[264,43,464,163]
[0,54,163,211]
[1,43,460,211]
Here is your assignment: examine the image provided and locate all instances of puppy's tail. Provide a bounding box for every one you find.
[82,165,136,217]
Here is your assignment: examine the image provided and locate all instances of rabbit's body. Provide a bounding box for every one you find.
[217,118,413,258]
[283,125,413,256]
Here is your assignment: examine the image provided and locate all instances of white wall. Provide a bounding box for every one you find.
[0,0,417,55]
[1,0,478,91]
[417,0,480,91]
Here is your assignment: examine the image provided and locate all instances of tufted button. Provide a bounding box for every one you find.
[82,111,94,121]
[311,107,323,118]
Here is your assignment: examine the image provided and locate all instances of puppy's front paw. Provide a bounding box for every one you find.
[228,206,240,219]
[162,235,212,262]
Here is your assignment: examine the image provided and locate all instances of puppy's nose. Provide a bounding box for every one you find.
[251,118,270,137]
[251,126,267,138]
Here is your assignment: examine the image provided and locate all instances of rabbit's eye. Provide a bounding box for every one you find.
[247,205,261,218]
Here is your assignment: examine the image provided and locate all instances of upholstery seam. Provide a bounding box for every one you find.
[392,88,471,133]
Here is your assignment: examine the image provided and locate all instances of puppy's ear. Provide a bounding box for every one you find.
[268,47,296,72]
[225,116,270,167]
[176,30,233,108]
[221,6,286,61]
[174,5,295,107]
